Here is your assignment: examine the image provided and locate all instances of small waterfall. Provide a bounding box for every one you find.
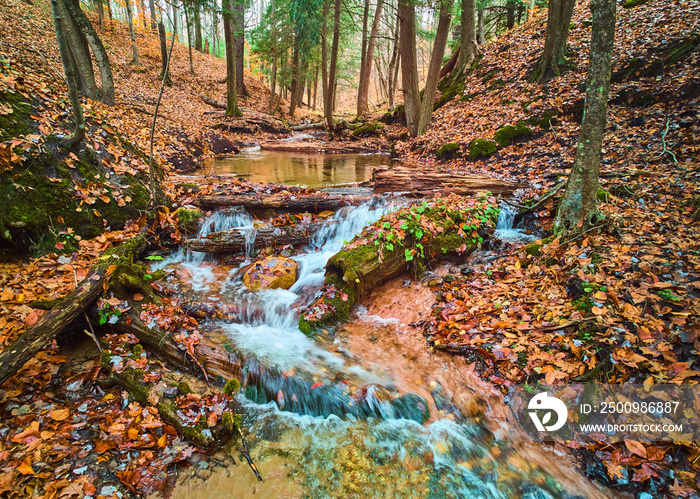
[493,201,538,244]
[198,206,254,237]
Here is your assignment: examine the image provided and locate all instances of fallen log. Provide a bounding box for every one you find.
[290,121,326,131]
[194,192,371,212]
[200,94,227,109]
[260,140,379,155]
[0,235,147,386]
[298,196,499,335]
[372,166,527,197]
[185,221,325,253]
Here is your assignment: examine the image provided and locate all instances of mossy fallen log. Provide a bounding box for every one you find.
[185,221,324,253]
[298,196,500,335]
[100,347,238,448]
[0,235,147,386]
[194,192,370,213]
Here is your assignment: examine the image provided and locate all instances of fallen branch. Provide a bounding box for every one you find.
[185,222,325,253]
[0,235,146,386]
[194,192,370,213]
[503,181,566,212]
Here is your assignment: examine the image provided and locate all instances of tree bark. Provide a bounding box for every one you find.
[534,0,576,82]
[0,236,146,387]
[96,0,104,30]
[185,2,195,74]
[321,9,328,118]
[555,0,616,229]
[289,41,299,116]
[234,0,248,96]
[387,19,400,109]
[398,0,420,135]
[453,0,479,76]
[356,0,370,118]
[138,0,147,28]
[194,0,203,50]
[148,0,157,30]
[416,0,452,136]
[56,0,99,99]
[223,0,242,116]
[373,166,526,196]
[357,0,385,118]
[325,0,341,133]
[172,1,179,40]
[51,0,85,148]
[194,192,369,212]
[125,0,139,65]
[62,0,115,104]
[186,222,325,253]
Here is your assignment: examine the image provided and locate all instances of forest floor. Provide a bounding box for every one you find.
[0,0,699,497]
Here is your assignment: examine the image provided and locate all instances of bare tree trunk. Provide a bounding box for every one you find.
[478,8,485,44]
[96,0,104,30]
[506,1,515,29]
[62,0,115,104]
[356,0,370,117]
[321,10,328,117]
[325,0,341,133]
[357,0,385,117]
[125,0,139,64]
[387,18,400,109]
[534,0,576,82]
[289,41,299,116]
[148,0,156,30]
[136,0,146,28]
[172,0,179,40]
[194,0,203,50]
[555,0,616,229]
[106,0,112,22]
[51,0,85,147]
[185,1,195,74]
[158,19,171,84]
[312,64,318,110]
[56,0,99,98]
[233,0,248,96]
[398,0,420,135]
[453,0,479,75]
[223,0,241,116]
[415,0,451,136]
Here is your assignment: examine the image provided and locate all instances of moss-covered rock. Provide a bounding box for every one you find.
[623,0,648,7]
[173,207,203,233]
[351,121,385,138]
[378,105,406,125]
[493,121,534,147]
[467,138,499,160]
[299,196,500,335]
[436,142,460,160]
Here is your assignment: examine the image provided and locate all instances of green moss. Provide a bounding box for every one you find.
[351,121,385,137]
[493,122,533,147]
[467,139,498,160]
[221,410,236,434]
[623,0,648,7]
[223,378,241,395]
[177,382,193,395]
[524,112,558,129]
[436,142,460,160]
[597,187,610,203]
[173,207,203,232]
[0,90,32,141]
[131,344,144,357]
[572,295,593,314]
[434,80,464,110]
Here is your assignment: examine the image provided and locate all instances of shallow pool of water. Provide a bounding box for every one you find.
[189,147,390,188]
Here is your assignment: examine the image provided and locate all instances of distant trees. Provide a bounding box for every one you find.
[555,0,616,230]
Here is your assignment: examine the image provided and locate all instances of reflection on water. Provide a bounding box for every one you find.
[189,148,390,188]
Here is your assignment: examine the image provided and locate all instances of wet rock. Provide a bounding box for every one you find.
[391,393,430,423]
[449,266,460,274]
[521,485,555,499]
[242,256,300,291]
[443,274,457,283]
[460,267,474,276]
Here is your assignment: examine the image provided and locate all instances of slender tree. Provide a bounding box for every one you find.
[233,0,248,96]
[356,0,385,117]
[453,0,479,78]
[194,0,203,51]
[51,0,85,147]
[223,0,242,116]
[399,0,453,136]
[184,0,195,74]
[157,1,171,84]
[533,0,576,81]
[125,0,139,65]
[325,0,341,132]
[555,0,616,229]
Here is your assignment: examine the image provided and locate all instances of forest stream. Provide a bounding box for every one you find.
[145,152,610,498]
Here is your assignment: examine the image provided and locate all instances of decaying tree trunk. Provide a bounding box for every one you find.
[373,166,526,196]
[186,222,325,253]
[0,236,147,386]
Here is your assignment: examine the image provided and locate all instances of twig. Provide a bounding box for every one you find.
[536,223,607,264]
[82,313,102,354]
[503,181,566,212]
[655,117,689,171]
[148,17,177,208]
[237,427,263,481]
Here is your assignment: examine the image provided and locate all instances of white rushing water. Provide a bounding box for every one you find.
[493,202,538,244]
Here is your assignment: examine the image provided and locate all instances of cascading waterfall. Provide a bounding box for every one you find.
[160,196,596,498]
[493,201,538,243]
